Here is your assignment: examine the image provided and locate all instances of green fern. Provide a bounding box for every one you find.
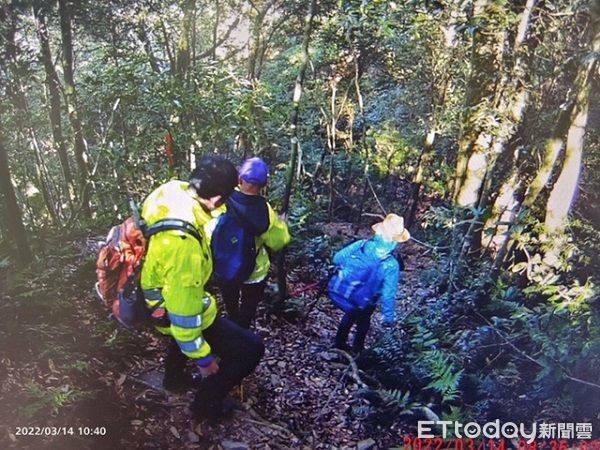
[409,321,440,350]
[379,389,420,415]
[22,382,85,419]
[441,405,469,423]
[359,387,422,421]
[417,350,463,402]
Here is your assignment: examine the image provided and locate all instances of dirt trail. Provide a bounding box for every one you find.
[1,233,429,449]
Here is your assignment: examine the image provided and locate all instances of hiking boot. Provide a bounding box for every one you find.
[193,396,241,423]
[333,341,352,353]
[350,346,364,357]
[220,396,243,415]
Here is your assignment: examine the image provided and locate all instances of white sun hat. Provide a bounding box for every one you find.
[372,213,411,243]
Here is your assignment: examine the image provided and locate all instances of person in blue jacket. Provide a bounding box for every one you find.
[332,213,410,353]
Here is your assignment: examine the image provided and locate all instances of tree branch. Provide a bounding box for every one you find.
[195,17,240,59]
[329,349,368,389]
[366,175,387,216]
[476,312,600,391]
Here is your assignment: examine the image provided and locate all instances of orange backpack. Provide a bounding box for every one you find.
[95,203,201,329]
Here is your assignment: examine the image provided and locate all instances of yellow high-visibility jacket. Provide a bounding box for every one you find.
[140,180,217,363]
[247,203,290,283]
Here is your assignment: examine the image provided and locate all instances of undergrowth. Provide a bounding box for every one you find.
[357,210,599,434]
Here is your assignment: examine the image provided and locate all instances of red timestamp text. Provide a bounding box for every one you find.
[399,437,600,450]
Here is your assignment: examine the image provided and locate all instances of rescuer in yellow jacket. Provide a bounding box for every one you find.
[140,155,265,421]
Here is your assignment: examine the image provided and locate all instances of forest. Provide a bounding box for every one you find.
[0,0,598,448]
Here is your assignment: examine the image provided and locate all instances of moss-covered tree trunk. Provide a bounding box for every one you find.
[491,0,599,275]
[447,0,506,289]
[172,0,196,170]
[448,0,539,288]
[0,119,33,266]
[34,5,75,213]
[452,0,504,205]
[478,0,538,250]
[176,0,195,80]
[544,2,599,244]
[455,0,536,211]
[3,6,57,222]
[58,0,91,219]
[521,103,575,209]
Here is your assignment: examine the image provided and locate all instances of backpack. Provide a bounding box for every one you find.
[95,201,201,329]
[328,241,391,313]
[211,203,261,285]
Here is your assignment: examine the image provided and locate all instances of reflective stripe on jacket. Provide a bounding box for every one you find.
[246,203,290,283]
[140,180,217,360]
[332,235,400,323]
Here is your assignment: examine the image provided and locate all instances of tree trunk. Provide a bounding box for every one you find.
[196,17,241,60]
[58,0,92,219]
[326,78,340,221]
[135,19,160,73]
[522,98,577,209]
[159,18,175,70]
[247,2,270,81]
[0,120,33,266]
[485,98,572,256]
[212,0,220,60]
[276,0,317,303]
[2,6,57,222]
[176,0,196,80]
[413,0,461,216]
[353,56,370,232]
[406,129,435,228]
[456,0,537,258]
[448,0,542,287]
[191,2,197,66]
[493,0,599,273]
[453,0,506,205]
[468,0,536,205]
[489,88,578,275]
[34,5,75,209]
[544,21,598,235]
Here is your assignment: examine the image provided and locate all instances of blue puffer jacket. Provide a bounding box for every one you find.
[332,235,401,323]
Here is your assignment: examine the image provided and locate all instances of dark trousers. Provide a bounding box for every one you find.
[335,306,376,352]
[220,280,267,328]
[164,317,264,418]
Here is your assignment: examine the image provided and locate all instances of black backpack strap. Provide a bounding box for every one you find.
[129,198,202,244]
[226,199,265,236]
[396,252,405,271]
[144,218,202,244]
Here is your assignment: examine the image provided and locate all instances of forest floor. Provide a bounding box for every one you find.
[0,222,430,450]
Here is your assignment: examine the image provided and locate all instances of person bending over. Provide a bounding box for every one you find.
[330,213,409,353]
[140,155,265,421]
